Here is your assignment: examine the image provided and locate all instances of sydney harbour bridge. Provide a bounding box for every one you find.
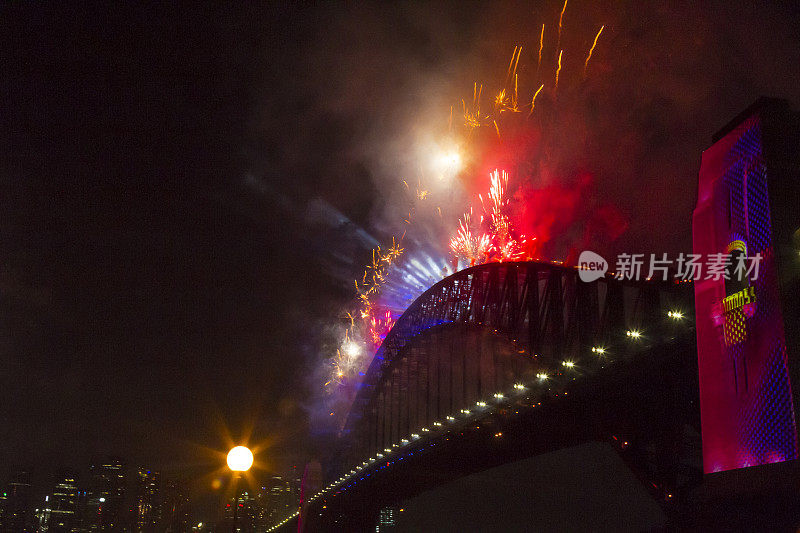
[269,99,800,531]
[271,261,700,531]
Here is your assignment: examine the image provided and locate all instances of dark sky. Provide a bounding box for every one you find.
[2,0,799,509]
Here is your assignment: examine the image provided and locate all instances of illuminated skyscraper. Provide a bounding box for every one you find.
[260,476,293,526]
[0,471,33,532]
[87,458,126,530]
[134,468,160,532]
[223,490,256,533]
[376,507,397,531]
[36,473,80,533]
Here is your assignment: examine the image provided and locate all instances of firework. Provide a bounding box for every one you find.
[584,26,605,75]
[450,169,529,267]
[537,24,545,73]
[506,46,522,112]
[555,50,563,91]
[480,170,527,262]
[368,309,395,346]
[505,45,522,86]
[451,6,606,139]
[529,84,544,116]
[462,83,483,133]
[325,237,405,391]
[484,170,513,248]
[449,211,491,266]
[494,47,524,117]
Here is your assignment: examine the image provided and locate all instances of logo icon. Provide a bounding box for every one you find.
[578,250,608,282]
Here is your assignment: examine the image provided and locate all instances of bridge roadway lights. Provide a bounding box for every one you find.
[304,342,692,524]
[290,334,700,531]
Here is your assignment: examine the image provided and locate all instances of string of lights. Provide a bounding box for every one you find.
[267,308,689,531]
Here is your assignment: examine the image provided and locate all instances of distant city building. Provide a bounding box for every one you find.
[0,463,194,533]
[259,476,294,526]
[72,489,91,533]
[134,468,160,532]
[87,458,126,531]
[289,467,302,505]
[376,506,397,531]
[0,460,198,533]
[223,490,256,533]
[0,471,33,532]
[160,479,190,533]
[35,473,80,532]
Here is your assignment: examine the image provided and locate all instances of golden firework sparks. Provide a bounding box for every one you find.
[505,46,521,84]
[584,25,604,75]
[451,5,607,137]
[500,47,523,113]
[529,84,544,116]
[494,88,508,110]
[555,49,563,91]
[450,211,491,266]
[537,24,545,73]
[330,235,408,391]
[462,83,483,133]
[512,46,522,80]
[511,73,520,112]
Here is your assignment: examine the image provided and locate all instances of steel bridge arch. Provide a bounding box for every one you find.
[344,261,689,462]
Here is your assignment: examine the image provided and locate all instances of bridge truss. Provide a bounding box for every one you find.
[345,261,690,462]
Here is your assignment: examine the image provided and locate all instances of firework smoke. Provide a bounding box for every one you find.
[308,2,629,433]
[294,0,800,436]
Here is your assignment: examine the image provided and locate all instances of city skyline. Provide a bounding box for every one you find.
[1,456,305,531]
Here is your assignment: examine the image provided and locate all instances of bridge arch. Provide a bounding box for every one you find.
[345,261,687,461]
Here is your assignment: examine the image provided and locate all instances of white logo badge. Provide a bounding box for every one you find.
[578,250,608,282]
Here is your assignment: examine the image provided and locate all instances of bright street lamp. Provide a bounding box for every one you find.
[227,446,253,472]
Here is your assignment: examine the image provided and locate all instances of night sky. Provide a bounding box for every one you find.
[2,0,800,514]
